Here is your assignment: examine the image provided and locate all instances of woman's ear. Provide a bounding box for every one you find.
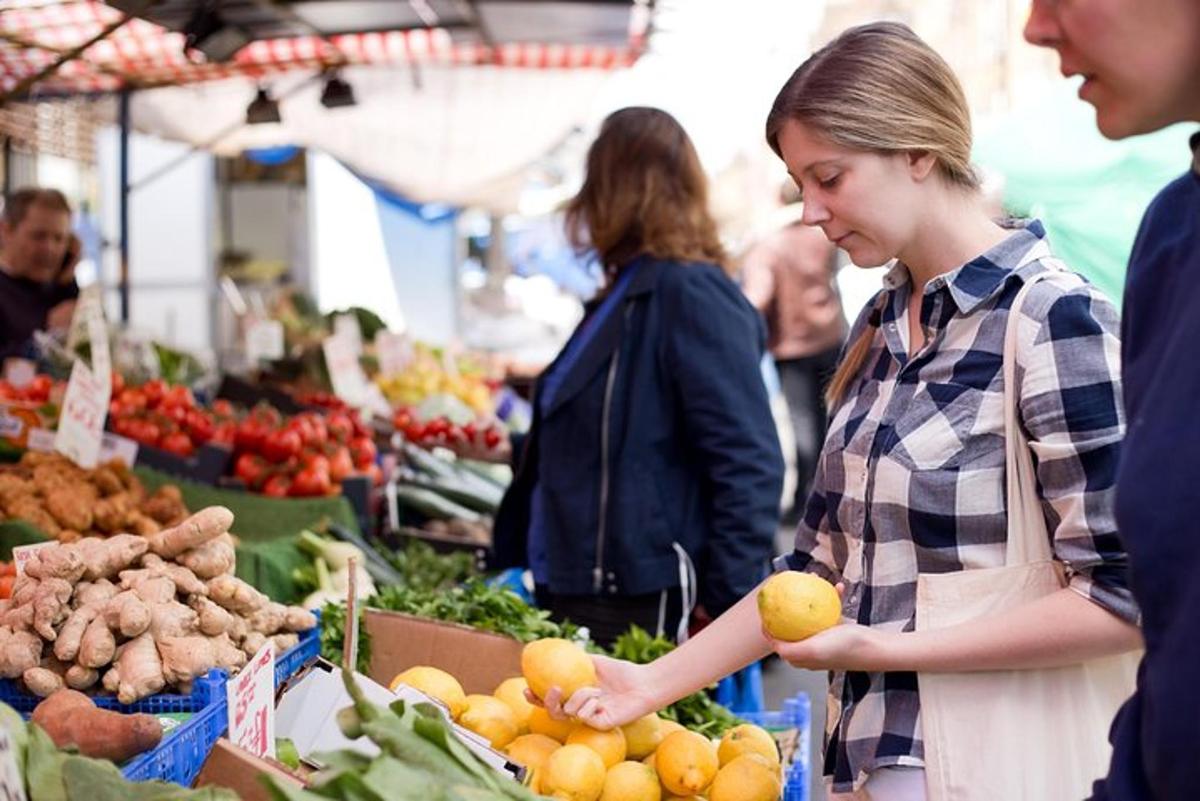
[907,150,938,182]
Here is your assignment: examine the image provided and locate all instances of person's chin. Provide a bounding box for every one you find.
[1094,98,1159,141]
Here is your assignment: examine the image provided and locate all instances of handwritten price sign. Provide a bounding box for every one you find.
[54,360,110,469]
[322,334,370,408]
[227,641,275,759]
[375,331,414,377]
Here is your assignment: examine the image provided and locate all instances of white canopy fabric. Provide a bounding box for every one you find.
[129,63,616,211]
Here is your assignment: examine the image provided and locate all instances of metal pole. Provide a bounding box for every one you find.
[118,88,131,324]
[2,137,11,196]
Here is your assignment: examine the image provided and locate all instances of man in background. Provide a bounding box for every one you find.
[0,187,80,362]
[741,188,845,522]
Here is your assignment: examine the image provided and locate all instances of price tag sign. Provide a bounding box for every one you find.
[334,314,364,356]
[54,360,110,469]
[227,641,275,759]
[99,432,139,467]
[245,319,285,363]
[375,332,414,377]
[12,541,56,577]
[3,358,35,388]
[72,286,110,394]
[322,334,370,408]
[0,724,27,801]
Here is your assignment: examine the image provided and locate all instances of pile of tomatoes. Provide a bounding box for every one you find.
[0,374,57,405]
[231,405,380,498]
[391,407,504,451]
[108,378,234,457]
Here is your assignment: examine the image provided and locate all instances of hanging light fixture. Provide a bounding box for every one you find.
[319,72,357,109]
[246,86,281,124]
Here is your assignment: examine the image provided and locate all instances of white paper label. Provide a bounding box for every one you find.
[12,541,57,577]
[375,332,414,377]
[99,432,139,467]
[227,641,276,759]
[334,314,364,356]
[54,360,110,469]
[25,428,55,453]
[0,725,27,801]
[246,319,285,362]
[72,286,110,394]
[0,411,24,439]
[323,334,370,408]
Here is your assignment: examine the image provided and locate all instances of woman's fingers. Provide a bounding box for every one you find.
[563,686,603,718]
[543,686,568,720]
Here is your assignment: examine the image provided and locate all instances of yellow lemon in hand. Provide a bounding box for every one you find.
[757,571,841,641]
[522,638,598,701]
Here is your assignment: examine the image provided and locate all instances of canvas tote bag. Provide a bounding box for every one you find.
[915,269,1140,801]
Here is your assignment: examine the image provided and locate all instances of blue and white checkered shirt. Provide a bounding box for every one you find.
[776,219,1137,792]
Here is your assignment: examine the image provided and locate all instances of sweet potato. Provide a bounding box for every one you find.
[31,689,162,762]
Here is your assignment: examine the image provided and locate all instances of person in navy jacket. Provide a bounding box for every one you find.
[491,107,784,647]
[1024,1,1200,798]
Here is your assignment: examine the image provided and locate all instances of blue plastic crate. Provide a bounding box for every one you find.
[0,669,226,715]
[275,622,321,688]
[120,693,229,785]
[739,693,811,801]
[715,661,765,714]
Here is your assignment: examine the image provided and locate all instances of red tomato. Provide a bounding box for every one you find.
[328,447,354,483]
[262,474,292,498]
[290,465,332,497]
[128,419,162,446]
[252,402,282,428]
[234,452,267,489]
[110,371,125,396]
[323,414,349,444]
[212,399,235,419]
[484,428,503,449]
[235,418,270,453]
[210,422,236,447]
[143,379,167,408]
[27,375,52,403]
[160,431,195,457]
[303,453,331,477]
[121,388,148,411]
[349,436,377,469]
[185,410,215,445]
[161,384,195,410]
[262,428,302,464]
[392,410,412,433]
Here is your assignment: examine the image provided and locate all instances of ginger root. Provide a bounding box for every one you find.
[79,615,116,669]
[65,664,98,690]
[32,578,73,641]
[23,545,85,583]
[157,635,220,686]
[113,633,165,703]
[0,626,43,678]
[76,535,150,580]
[23,666,64,697]
[207,574,267,615]
[54,603,101,663]
[189,595,235,637]
[103,591,151,638]
[145,506,233,559]
[177,534,236,580]
[148,601,198,640]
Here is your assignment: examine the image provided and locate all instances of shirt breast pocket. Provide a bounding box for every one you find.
[887,382,1004,471]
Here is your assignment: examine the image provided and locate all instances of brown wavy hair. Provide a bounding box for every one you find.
[565,107,726,280]
[764,22,980,409]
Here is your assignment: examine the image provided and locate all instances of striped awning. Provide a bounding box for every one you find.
[0,1,646,98]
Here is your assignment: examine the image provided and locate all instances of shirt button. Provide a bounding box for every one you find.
[606,571,616,580]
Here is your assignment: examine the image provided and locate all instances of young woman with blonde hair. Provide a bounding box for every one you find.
[534,23,1142,801]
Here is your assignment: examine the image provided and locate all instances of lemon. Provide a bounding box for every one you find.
[567,724,628,768]
[530,705,578,742]
[757,571,841,641]
[494,677,536,733]
[459,694,520,749]
[522,638,598,701]
[543,743,608,801]
[716,725,779,767]
[707,754,781,801]
[601,761,663,801]
[657,719,687,740]
[507,733,561,792]
[389,666,467,719]
[655,731,719,796]
[621,714,664,760]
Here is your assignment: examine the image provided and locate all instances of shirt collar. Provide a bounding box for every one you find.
[882,218,1049,315]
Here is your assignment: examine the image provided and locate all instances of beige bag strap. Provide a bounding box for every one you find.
[1002,269,1055,567]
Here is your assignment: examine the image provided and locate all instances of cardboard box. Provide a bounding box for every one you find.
[365,609,525,694]
[193,739,306,801]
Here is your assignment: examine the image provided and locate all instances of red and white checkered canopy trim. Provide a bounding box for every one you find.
[0,1,642,96]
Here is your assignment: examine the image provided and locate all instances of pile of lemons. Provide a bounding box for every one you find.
[390,637,784,801]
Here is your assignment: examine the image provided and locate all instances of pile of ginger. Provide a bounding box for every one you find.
[0,505,316,703]
[0,452,189,541]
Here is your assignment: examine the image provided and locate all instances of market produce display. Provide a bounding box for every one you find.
[0,505,316,703]
[0,702,236,801]
[370,637,782,801]
[376,342,498,414]
[231,404,381,496]
[0,373,58,404]
[108,378,236,456]
[0,452,188,540]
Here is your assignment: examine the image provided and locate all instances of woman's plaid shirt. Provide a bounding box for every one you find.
[777,220,1137,792]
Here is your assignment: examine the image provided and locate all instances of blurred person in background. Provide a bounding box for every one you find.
[0,187,80,362]
[1025,1,1200,799]
[741,183,845,521]
[484,106,784,648]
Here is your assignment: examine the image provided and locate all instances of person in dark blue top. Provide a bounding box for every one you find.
[490,107,784,647]
[1025,2,1200,798]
